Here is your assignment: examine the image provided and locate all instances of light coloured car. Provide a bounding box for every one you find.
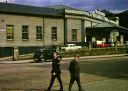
[61,44,82,51]
[124,41,128,47]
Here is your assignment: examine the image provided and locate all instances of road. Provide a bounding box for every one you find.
[0,56,128,91]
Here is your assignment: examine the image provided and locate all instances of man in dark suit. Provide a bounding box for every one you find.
[68,54,82,91]
[45,52,63,91]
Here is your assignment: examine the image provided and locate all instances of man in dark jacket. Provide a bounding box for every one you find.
[45,52,63,91]
[68,54,82,91]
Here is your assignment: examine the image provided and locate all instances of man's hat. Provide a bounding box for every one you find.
[74,54,79,58]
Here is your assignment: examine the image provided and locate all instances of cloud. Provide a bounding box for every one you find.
[0,0,15,3]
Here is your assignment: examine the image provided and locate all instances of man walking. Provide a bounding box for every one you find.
[45,52,63,91]
[68,54,82,91]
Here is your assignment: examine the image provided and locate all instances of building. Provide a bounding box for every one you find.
[0,2,128,59]
[117,10,128,41]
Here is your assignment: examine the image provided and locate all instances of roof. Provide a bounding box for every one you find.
[0,2,64,17]
[92,22,128,29]
[45,5,90,13]
[44,5,77,10]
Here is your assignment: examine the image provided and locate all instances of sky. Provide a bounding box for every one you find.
[0,0,128,13]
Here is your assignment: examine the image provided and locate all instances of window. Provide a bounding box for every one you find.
[51,27,57,41]
[6,25,14,40]
[36,26,42,40]
[22,25,29,40]
[72,29,77,41]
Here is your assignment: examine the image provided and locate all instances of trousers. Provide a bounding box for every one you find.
[68,76,81,91]
[48,73,63,91]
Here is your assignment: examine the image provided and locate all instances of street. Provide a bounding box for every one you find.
[0,56,128,91]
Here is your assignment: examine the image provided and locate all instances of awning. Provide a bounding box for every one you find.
[86,22,128,33]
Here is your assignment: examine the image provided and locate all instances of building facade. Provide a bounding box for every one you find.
[0,2,127,59]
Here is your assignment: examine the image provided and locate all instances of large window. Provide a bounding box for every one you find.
[72,29,77,41]
[36,26,42,40]
[6,25,14,40]
[51,27,57,41]
[22,25,29,40]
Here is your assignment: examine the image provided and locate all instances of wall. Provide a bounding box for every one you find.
[0,14,64,47]
[43,18,64,46]
[66,18,82,42]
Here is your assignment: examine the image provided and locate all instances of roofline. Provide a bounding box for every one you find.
[0,2,64,17]
[0,11,64,19]
[65,12,107,22]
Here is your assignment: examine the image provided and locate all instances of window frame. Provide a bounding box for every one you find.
[72,29,77,41]
[22,25,29,40]
[36,26,42,40]
[51,27,57,41]
[6,25,14,40]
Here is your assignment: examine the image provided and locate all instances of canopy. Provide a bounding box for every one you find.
[86,22,128,33]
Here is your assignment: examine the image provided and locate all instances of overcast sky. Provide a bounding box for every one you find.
[0,0,128,13]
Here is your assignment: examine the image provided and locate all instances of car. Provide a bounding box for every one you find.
[61,44,82,51]
[92,41,110,48]
[124,41,128,47]
[33,46,56,62]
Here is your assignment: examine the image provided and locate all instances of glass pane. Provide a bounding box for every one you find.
[22,26,28,32]
[22,33,28,39]
[52,27,57,30]
[72,29,77,34]
[72,34,77,41]
[7,26,13,33]
[37,34,42,39]
[52,30,56,33]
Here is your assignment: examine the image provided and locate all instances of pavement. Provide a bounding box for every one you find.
[0,54,127,64]
[0,54,128,91]
[63,79,128,91]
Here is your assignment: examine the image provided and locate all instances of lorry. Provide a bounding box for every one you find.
[61,44,82,51]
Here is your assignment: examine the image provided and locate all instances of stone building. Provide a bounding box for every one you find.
[0,2,128,59]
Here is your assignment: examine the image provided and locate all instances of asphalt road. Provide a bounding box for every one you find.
[0,56,128,91]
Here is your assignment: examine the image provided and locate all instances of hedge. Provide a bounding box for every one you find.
[60,47,128,57]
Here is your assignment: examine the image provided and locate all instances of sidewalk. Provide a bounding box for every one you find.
[0,54,127,64]
[61,79,128,91]
[0,54,128,91]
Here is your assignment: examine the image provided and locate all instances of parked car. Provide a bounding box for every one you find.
[93,41,110,48]
[61,44,82,51]
[33,46,56,62]
[109,41,125,47]
[124,41,128,47]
